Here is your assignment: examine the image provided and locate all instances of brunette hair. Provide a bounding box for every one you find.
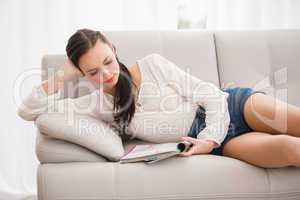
[65,28,137,135]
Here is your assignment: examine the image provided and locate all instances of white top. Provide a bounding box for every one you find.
[18,53,230,147]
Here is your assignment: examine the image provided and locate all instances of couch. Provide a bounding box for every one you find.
[36,30,300,200]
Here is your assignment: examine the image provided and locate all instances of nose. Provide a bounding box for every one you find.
[102,69,113,79]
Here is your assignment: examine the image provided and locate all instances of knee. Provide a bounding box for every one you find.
[275,135,300,166]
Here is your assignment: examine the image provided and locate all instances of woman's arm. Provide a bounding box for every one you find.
[17,59,86,121]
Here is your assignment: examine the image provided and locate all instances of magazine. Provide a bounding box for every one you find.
[119,141,193,164]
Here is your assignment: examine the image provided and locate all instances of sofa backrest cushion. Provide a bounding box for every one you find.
[41,30,220,98]
[215,30,300,106]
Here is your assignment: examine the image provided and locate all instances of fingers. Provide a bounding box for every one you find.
[178,146,196,157]
[178,136,197,157]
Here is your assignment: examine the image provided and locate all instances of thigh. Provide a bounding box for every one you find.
[243,93,300,137]
[222,132,295,168]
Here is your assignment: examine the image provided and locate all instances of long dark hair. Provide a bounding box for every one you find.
[65,28,137,135]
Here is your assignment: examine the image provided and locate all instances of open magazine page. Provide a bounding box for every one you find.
[122,143,180,160]
[145,152,180,164]
[120,141,193,164]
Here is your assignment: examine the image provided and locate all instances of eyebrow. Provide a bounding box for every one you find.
[86,55,110,73]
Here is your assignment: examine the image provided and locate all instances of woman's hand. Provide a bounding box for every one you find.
[56,59,84,81]
[177,136,218,156]
[41,59,84,95]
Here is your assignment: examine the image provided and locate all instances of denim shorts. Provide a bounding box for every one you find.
[187,87,266,156]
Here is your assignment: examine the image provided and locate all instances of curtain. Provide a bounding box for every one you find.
[206,0,300,29]
[0,0,177,199]
[177,0,300,29]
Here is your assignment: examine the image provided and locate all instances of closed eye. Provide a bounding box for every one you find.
[106,61,112,65]
[89,60,112,76]
[90,70,98,76]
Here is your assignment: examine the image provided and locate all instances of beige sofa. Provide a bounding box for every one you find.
[36,30,300,200]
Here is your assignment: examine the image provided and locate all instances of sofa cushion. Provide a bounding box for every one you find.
[215,30,300,106]
[41,31,220,99]
[76,30,221,97]
[35,113,125,161]
[37,157,300,199]
[35,130,107,163]
[35,131,149,163]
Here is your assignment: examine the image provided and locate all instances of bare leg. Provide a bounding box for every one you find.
[222,132,300,168]
[243,93,300,137]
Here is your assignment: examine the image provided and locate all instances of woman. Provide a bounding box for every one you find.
[18,28,300,168]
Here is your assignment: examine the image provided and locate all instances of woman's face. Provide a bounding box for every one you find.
[78,39,120,90]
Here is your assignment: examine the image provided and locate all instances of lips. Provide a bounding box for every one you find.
[104,75,114,83]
